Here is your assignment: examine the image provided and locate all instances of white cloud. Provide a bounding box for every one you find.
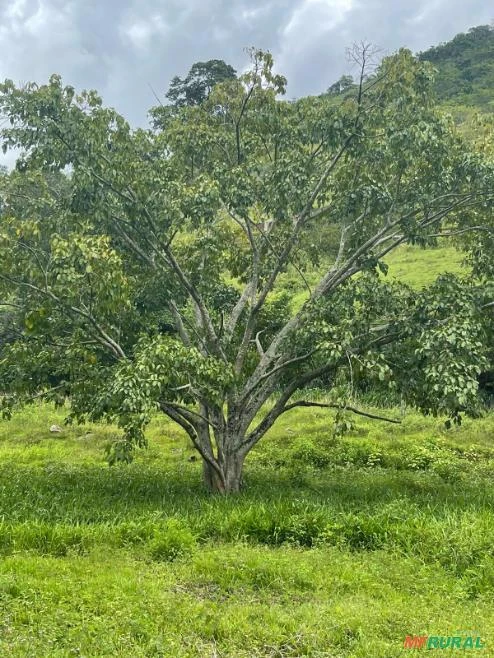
[406,0,445,26]
[5,0,28,21]
[240,6,269,22]
[275,0,356,95]
[119,13,169,51]
[282,0,355,44]
[122,20,153,49]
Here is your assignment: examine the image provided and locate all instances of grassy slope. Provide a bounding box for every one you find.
[286,242,467,312]
[1,404,494,657]
[383,243,466,287]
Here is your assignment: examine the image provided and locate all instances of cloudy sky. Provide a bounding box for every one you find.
[0,0,492,131]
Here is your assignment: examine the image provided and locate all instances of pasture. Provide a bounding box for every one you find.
[1,403,493,656]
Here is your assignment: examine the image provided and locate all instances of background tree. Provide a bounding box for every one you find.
[1,48,493,493]
[167,59,237,106]
[327,74,355,95]
[151,59,237,129]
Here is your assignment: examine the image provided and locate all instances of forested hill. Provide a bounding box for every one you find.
[418,24,494,110]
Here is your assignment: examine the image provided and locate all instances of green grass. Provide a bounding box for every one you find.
[0,210,481,656]
[286,242,467,312]
[1,403,494,656]
[1,547,492,657]
[383,244,467,288]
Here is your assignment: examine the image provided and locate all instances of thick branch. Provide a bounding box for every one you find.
[240,348,320,405]
[168,301,192,347]
[160,402,225,484]
[232,136,356,374]
[161,400,219,430]
[251,195,476,385]
[240,362,337,452]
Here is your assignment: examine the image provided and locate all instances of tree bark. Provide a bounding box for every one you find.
[202,451,245,494]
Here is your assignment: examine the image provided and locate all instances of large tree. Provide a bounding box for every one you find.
[167,59,237,107]
[150,59,237,130]
[0,48,493,492]
[327,74,355,95]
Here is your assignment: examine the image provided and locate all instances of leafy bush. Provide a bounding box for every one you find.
[147,519,196,561]
[116,520,158,546]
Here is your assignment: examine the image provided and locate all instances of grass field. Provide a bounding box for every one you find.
[1,242,490,657]
[286,241,467,310]
[383,243,467,287]
[1,402,494,657]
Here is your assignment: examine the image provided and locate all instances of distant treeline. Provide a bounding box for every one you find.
[418,25,494,110]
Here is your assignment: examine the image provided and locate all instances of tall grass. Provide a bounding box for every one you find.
[1,403,493,656]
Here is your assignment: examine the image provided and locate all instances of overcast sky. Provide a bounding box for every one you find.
[0,0,492,132]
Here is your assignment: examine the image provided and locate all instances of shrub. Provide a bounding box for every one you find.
[116,520,158,546]
[289,437,331,468]
[147,519,196,561]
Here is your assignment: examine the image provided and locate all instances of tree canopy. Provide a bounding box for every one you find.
[166,59,237,107]
[327,75,355,95]
[150,58,237,130]
[1,47,493,492]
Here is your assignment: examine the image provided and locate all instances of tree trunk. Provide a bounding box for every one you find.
[202,451,245,494]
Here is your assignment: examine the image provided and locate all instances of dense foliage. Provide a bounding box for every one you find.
[166,59,237,108]
[0,47,493,492]
[419,25,494,110]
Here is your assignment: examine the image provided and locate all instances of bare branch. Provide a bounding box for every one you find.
[168,301,192,347]
[427,225,494,238]
[223,279,256,343]
[162,401,219,430]
[281,400,401,424]
[241,348,319,405]
[255,331,265,357]
[0,301,22,309]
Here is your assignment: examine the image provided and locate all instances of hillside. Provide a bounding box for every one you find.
[418,24,494,110]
